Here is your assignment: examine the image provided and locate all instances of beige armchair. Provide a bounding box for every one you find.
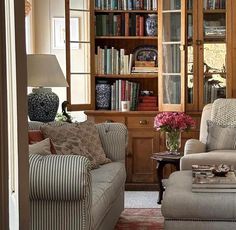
[181,99,236,170]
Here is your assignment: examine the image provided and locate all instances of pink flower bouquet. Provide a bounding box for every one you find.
[154,112,196,132]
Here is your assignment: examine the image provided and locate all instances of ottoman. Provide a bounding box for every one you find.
[161,171,236,230]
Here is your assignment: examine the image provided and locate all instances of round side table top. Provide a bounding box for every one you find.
[151,151,182,162]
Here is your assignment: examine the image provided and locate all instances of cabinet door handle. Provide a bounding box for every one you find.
[139,120,148,125]
[196,39,203,45]
[126,151,132,157]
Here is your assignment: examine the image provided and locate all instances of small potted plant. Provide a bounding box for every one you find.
[154,112,196,153]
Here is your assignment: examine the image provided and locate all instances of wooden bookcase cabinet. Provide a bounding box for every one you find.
[65,0,236,190]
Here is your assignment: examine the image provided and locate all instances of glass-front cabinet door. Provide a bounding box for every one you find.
[186,0,199,111]
[158,0,186,112]
[65,0,94,111]
[186,0,232,111]
[199,0,230,109]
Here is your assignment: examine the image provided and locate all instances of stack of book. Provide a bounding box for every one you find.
[192,164,236,192]
[95,0,158,10]
[111,80,140,111]
[131,61,158,73]
[203,0,226,9]
[137,95,158,111]
[95,47,133,75]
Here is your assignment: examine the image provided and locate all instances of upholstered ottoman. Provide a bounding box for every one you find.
[161,171,236,230]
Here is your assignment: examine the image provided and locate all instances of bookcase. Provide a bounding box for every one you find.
[65,0,236,190]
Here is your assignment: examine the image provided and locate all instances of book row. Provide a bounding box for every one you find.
[96,79,158,111]
[95,47,133,75]
[95,0,158,11]
[95,47,159,74]
[96,13,157,36]
[203,0,226,9]
[111,80,140,111]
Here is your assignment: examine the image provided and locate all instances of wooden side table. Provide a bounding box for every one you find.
[151,152,182,204]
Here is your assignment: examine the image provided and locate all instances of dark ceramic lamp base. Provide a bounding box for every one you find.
[28,88,59,122]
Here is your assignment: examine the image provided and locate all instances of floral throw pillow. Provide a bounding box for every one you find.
[73,120,111,165]
[41,124,98,169]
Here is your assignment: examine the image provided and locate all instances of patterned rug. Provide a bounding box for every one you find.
[115,208,164,230]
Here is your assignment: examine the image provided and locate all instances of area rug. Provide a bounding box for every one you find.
[115,208,164,230]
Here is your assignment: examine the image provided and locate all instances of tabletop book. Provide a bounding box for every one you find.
[192,164,236,192]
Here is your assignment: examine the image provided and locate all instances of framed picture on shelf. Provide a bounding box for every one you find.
[52,17,80,49]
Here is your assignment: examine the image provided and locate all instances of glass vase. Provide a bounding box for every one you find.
[165,131,181,154]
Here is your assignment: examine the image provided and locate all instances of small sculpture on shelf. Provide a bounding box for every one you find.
[56,101,72,123]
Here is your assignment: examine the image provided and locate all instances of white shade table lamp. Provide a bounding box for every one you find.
[27,54,68,122]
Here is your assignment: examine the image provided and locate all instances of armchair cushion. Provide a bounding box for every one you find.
[184,139,206,155]
[181,150,236,170]
[206,120,236,151]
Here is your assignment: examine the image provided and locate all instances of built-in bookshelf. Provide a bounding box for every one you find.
[65,0,233,113]
[94,0,159,111]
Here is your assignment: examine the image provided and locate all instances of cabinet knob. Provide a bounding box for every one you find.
[139,120,148,125]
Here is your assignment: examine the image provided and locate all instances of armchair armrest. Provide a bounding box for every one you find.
[184,139,206,155]
[96,123,128,162]
[29,154,91,201]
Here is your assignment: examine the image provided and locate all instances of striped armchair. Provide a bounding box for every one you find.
[29,122,128,230]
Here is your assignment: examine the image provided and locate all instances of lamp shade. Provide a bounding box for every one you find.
[27,54,68,87]
[27,54,68,122]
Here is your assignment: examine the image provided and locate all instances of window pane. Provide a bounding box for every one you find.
[70,74,91,104]
[70,43,90,73]
[203,0,225,9]
[70,11,90,42]
[163,0,181,10]
[203,43,226,104]
[70,0,89,10]
[162,12,181,42]
[163,75,181,104]
[162,44,181,73]
[187,13,193,41]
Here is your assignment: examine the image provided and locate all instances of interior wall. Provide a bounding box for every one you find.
[0,0,9,228]
[32,0,86,121]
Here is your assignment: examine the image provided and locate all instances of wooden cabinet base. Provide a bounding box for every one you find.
[125,183,159,191]
[85,110,200,190]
